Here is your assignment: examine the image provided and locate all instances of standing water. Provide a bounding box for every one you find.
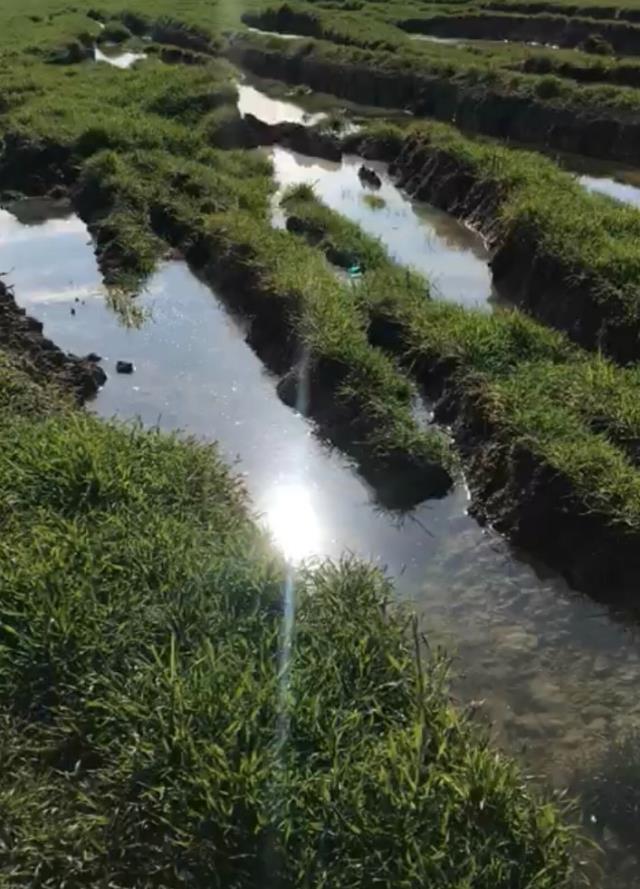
[579,173,640,208]
[2,191,640,885]
[270,147,496,308]
[237,83,325,126]
[94,45,146,69]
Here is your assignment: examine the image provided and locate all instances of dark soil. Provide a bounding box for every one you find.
[398,12,640,56]
[0,279,106,403]
[367,313,640,608]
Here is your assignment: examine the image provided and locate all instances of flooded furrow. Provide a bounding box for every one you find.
[236,83,495,308]
[2,197,640,884]
[269,146,496,308]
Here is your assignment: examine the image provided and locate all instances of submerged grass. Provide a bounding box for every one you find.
[0,357,579,886]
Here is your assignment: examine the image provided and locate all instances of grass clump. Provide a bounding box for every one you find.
[0,363,579,885]
[202,207,452,489]
[362,191,386,209]
[280,185,640,536]
[351,117,640,357]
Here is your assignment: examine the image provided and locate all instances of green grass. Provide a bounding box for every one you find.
[0,355,578,886]
[0,0,453,488]
[281,185,640,534]
[362,192,387,209]
[201,207,452,476]
[350,117,640,343]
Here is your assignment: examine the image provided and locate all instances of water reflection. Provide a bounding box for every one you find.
[579,174,640,209]
[246,26,306,41]
[262,482,325,564]
[94,46,146,69]
[237,83,325,126]
[3,201,640,886]
[270,147,496,308]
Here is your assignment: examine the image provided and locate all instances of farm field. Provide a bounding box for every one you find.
[3,0,640,886]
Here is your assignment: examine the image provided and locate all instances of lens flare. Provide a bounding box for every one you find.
[263,482,323,564]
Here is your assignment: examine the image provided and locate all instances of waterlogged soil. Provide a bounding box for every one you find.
[3,200,640,886]
[236,72,414,130]
[246,26,306,41]
[270,146,496,308]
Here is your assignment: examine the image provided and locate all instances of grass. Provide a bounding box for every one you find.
[0,353,579,886]
[281,185,640,534]
[0,0,454,493]
[348,117,640,353]
[362,192,387,209]
[201,207,453,482]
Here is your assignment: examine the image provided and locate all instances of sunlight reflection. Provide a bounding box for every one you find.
[263,482,323,564]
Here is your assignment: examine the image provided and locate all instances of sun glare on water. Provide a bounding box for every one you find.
[263,483,324,564]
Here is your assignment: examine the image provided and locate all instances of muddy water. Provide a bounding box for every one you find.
[237,72,415,126]
[270,147,496,308]
[551,150,640,207]
[3,200,640,885]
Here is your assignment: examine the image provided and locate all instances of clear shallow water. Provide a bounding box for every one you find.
[270,147,496,308]
[3,201,640,885]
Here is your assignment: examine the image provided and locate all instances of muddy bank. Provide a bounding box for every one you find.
[483,0,640,25]
[365,314,640,605]
[0,278,105,402]
[226,38,640,165]
[242,9,322,41]
[399,12,640,55]
[370,135,640,362]
[441,376,640,604]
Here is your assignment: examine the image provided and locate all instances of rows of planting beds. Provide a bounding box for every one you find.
[281,183,640,601]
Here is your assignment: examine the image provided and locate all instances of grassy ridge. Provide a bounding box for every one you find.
[0,6,453,500]
[237,1,640,108]
[281,185,640,536]
[348,118,640,360]
[0,354,577,886]
[198,208,454,497]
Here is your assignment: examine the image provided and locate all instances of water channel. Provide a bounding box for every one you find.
[3,75,640,887]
